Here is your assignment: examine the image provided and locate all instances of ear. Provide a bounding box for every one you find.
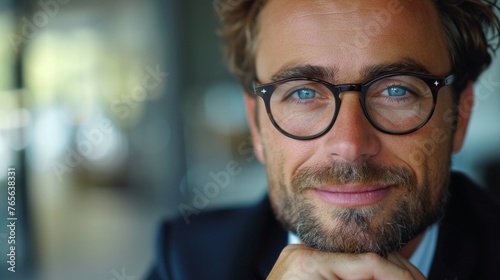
[244,93,266,163]
[452,81,474,153]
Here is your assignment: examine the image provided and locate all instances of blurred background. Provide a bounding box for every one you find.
[0,0,498,279]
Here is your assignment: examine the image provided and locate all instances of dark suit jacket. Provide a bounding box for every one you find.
[146,172,500,280]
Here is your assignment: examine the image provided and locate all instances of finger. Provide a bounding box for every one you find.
[322,253,415,280]
[387,253,426,280]
[269,246,418,280]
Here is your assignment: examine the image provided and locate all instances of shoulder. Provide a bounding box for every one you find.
[430,171,500,279]
[448,172,500,229]
[164,196,276,249]
[147,196,282,280]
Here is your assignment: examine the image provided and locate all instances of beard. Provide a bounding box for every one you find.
[270,160,449,257]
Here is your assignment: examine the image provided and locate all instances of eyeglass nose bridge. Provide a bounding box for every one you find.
[336,84,363,93]
[330,83,371,131]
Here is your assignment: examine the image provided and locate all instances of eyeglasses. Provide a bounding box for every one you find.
[253,72,455,140]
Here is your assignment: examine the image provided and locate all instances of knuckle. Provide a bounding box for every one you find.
[283,244,303,253]
[401,268,415,279]
[284,245,312,257]
[279,245,312,265]
[283,245,322,273]
[363,252,383,264]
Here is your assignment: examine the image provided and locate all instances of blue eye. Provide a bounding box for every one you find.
[293,89,317,99]
[386,86,407,96]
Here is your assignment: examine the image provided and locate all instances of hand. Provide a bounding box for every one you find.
[267,244,426,280]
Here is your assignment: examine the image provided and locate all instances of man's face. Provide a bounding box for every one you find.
[245,0,472,255]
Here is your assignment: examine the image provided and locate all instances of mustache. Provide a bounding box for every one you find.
[291,161,416,191]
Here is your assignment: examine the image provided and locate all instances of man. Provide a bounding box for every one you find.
[147,0,500,279]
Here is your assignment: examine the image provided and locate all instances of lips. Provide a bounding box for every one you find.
[312,185,394,208]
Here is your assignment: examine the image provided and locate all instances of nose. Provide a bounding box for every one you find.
[321,92,381,163]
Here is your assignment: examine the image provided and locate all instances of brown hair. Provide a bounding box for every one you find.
[215,0,500,96]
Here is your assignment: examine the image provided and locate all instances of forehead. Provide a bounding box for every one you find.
[255,0,451,82]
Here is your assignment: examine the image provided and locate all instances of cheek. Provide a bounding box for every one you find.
[409,93,455,167]
[403,127,453,172]
[396,93,455,194]
[257,102,320,191]
[257,100,314,163]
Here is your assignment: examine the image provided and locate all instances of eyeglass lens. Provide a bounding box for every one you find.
[268,75,434,138]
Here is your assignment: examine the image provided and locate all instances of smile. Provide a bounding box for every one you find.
[313,185,394,208]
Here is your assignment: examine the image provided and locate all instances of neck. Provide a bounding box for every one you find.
[399,228,427,259]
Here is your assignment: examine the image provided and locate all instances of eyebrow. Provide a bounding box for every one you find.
[362,58,431,81]
[270,64,337,82]
[268,58,432,84]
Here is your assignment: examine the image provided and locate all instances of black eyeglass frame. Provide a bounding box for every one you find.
[253,72,456,140]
